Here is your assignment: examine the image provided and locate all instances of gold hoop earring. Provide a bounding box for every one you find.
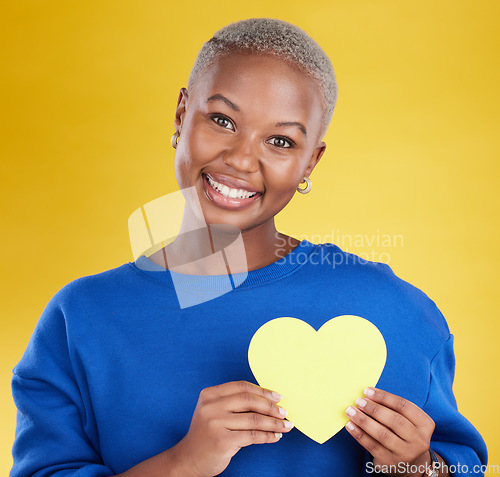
[171,131,179,149]
[297,176,312,194]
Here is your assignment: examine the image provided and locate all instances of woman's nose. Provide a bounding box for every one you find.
[221,136,260,173]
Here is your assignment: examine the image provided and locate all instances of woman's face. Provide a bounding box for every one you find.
[174,52,326,234]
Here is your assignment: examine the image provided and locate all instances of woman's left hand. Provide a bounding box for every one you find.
[344,387,436,476]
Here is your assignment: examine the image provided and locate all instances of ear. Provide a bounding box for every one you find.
[174,87,189,132]
[303,141,327,178]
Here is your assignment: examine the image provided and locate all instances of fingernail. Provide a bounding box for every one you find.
[356,398,367,408]
[279,407,288,417]
[346,421,355,431]
[345,406,356,417]
[284,420,294,429]
[364,387,375,397]
[272,392,283,401]
[275,432,282,439]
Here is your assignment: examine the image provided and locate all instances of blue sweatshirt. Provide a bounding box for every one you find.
[10,240,488,476]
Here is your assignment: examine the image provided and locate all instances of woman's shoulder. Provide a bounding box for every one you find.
[44,261,136,312]
[308,241,450,337]
[307,241,396,277]
[15,262,136,377]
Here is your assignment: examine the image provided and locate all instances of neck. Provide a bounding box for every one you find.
[148,206,301,274]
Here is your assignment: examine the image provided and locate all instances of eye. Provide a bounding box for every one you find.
[268,136,294,148]
[211,114,235,131]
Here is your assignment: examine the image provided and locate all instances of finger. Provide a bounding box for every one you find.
[218,392,288,420]
[224,412,294,434]
[200,381,283,403]
[232,429,283,447]
[345,405,400,452]
[354,397,414,440]
[364,388,434,430]
[345,420,392,462]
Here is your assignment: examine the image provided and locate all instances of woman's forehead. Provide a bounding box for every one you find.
[189,53,323,122]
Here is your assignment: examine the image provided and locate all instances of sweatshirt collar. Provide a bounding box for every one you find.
[129,239,318,292]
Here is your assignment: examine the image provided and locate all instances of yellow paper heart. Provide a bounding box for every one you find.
[248,315,387,444]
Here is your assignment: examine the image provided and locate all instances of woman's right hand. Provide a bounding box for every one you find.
[172,380,294,477]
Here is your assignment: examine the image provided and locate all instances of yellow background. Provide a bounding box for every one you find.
[1,0,498,474]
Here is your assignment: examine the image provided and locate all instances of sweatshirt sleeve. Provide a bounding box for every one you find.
[10,292,115,477]
[423,334,488,476]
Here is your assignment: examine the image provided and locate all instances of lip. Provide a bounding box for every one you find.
[205,172,263,193]
[202,173,263,210]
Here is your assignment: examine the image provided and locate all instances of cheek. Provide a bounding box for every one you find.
[173,146,194,189]
[188,127,221,161]
[262,160,304,195]
[174,127,222,187]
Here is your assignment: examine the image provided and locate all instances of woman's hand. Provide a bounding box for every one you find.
[173,380,293,477]
[344,387,439,476]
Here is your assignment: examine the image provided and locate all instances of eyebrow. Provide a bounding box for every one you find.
[275,121,307,137]
[206,94,240,112]
[206,94,307,137]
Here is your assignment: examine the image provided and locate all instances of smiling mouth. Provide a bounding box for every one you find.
[202,173,263,210]
[206,174,258,199]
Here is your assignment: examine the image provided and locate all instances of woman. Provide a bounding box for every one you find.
[10,18,487,477]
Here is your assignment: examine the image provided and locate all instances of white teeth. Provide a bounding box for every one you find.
[206,175,258,199]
